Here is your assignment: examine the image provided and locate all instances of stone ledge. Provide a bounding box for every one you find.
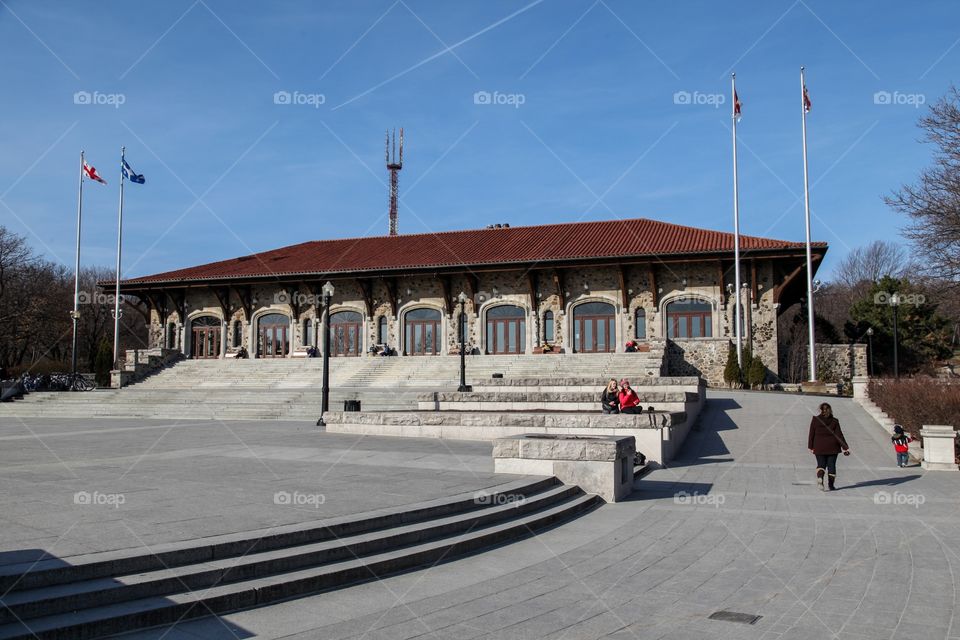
[323,411,684,429]
[416,391,696,403]
[474,376,702,388]
[493,433,635,462]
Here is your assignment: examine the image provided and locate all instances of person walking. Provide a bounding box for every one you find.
[618,379,641,414]
[600,379,620,414]
[807,402,850,491]
[891,424,914,468]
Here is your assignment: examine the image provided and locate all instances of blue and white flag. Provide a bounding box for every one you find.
[122,159,145,184]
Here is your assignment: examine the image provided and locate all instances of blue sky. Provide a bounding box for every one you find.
[0,0,956,280]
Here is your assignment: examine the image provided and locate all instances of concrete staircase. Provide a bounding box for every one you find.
[0,477,598,640]
[1,351,666,420]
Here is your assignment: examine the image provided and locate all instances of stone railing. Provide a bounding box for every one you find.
[325,410,689,467]
[111,348,183,389]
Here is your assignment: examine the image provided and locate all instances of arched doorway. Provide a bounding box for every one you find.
[573,302,616,353]
[485,305,526,354]
[665,299,713,338]
[330,311,362,357]
[258,313,290,358]
[190,316,221,359]
[404,308,441,356]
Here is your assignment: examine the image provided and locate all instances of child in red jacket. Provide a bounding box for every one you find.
[892,424,914,468]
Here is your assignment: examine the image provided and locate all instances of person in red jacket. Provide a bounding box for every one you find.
[807,402,850,491]
[618,379,641,414]
[892,424,914,468]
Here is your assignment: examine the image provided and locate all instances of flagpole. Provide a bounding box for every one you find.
[731,72,743,368]
[800,66,817,382]
[71,151,84,375]
[113,147,126,370]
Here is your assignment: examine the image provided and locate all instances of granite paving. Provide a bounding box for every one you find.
[120,390,960,640]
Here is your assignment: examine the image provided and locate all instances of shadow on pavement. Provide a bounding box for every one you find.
[837,474,923,490]
[666,398,741,468]
[625,479,715,502]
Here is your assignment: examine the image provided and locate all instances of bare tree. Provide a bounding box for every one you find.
[886,86,960,286]
[834,240,910,290]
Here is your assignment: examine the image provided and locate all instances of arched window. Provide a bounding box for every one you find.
[634,308,646,340]
[543,311,555,343]
[166,322,177,349]
[485,305,525,354]
[190,315,221,359]
[405,308,441,355]
[232,320,242,348]
[573,302,616,353]
[666,299,713,338]
[330,311,362,357]
[258,313,290,358]
[378,316,388,344]
[303,318,313,346]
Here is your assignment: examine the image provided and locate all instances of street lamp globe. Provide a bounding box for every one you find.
[322,281,335,298]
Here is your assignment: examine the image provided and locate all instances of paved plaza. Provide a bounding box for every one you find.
[0,418,504,563]
[2,391,958,639]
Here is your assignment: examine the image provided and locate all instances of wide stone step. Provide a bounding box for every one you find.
[0,479,597,639]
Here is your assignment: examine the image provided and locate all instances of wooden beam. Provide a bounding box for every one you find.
[527,271,538,312]
[212,287,231,320]
[552,269,566,311]
[436,274,452,316]
[647,265,658,307]
[616,264,628,309]
[464,274,480,316]
[773,262,805,304]
[383,278,398,316]
[170,290,187,322]
[285,285,302,321]
[230,285,252,321]
[356,279,373,317]
[716,261,726,305]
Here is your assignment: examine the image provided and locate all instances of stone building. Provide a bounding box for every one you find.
[113,217,830,384]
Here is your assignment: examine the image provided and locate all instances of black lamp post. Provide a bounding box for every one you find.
[866,327,874,377]
[890,293,900,380]
[317,280,335,427]
[457,291,471,392]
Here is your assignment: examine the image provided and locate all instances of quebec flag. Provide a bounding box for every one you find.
[122,159,145,184]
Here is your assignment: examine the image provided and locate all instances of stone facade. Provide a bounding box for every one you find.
[139,258,825,384]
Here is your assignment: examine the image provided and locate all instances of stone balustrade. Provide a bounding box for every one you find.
[324,410,688,467]
[920,425,958,471]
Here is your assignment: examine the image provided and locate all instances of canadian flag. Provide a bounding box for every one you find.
[803,85,812,113]
[83,160,107,184]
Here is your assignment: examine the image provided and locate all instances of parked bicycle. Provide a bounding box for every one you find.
[18,372,96,392]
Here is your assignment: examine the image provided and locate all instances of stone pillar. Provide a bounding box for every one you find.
[220,319,227,359]
[920,425,958,471]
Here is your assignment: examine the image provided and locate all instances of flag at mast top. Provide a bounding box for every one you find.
[732,73,742,121]
[801,65,812,113]
[82,159,107,184]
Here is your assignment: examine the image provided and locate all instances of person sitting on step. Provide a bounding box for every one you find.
[600,379,620,414]
[618,379,641,414]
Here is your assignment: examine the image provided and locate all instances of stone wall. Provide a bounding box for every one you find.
[666,339,730,386]
[143,260,787,377]
[816,343,868,383]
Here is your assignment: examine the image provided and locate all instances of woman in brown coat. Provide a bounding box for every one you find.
[807,402,850,491]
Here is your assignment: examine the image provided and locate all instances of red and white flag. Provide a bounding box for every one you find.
[803,85,812,113]
[733,90,742,120]
[83,160,107,184]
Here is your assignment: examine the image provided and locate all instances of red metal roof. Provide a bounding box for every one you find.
[121,217,826,285]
